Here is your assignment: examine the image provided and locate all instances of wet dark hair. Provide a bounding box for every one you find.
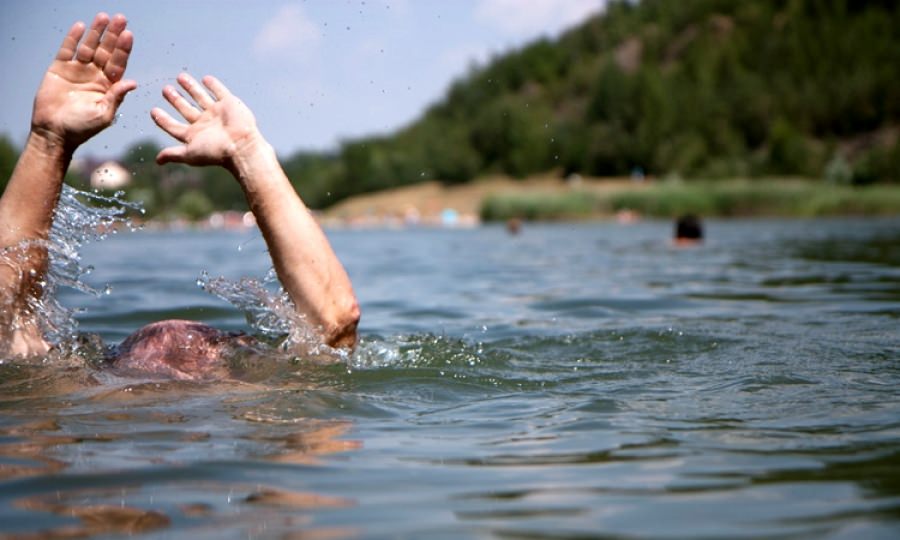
[674,214,703,240]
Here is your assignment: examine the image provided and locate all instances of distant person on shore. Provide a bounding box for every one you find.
[0,13,359,379]
[674,214,704,246]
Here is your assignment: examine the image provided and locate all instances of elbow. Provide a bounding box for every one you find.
[323,296,360,350]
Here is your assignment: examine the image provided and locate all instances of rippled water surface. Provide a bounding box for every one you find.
[2,219,899,539]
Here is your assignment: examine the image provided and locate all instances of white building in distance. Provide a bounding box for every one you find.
[90,161,131,190]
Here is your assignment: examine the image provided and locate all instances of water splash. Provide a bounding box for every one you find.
[197,270,342,359]
[349,334,488,372]
[0,185,142,352]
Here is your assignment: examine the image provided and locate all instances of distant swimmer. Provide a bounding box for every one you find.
[674,214,704,246]
[0,13,359,379]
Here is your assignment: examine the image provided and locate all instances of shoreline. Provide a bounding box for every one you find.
[317,175,641,228]
[121,176,900,230]
[320,175,900,226]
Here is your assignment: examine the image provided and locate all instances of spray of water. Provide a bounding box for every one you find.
[1,183,349,366]
[0,185,142,353]
[197,269,346,360]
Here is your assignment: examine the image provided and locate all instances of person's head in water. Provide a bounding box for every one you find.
[674,214,703,245]
[105,320,256,381]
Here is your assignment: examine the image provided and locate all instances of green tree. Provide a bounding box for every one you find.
[0,135,18,194]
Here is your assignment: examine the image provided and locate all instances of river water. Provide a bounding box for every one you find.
[1,218,899,539]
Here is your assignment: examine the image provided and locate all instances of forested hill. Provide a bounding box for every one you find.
[5,0,894,217]
[281,0,899,209]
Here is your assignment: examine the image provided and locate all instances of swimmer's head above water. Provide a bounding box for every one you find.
[674,214,704,246]
[105,320,257,381]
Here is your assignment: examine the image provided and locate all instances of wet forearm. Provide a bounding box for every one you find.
[229,135,360,347]
[0,130,74,248]
[0,130,69,356]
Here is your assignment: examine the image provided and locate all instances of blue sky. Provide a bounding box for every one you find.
[0,0,605,160]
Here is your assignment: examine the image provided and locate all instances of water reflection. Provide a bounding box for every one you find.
[0,399,361,539]
[13,493,170,538]
[793,231,900,267]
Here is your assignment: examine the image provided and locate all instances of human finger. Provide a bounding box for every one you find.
[162,85,201,123]
[156,145,189,166]
[56,21,86,61]
[103,30,133,82]
[75,12,109,63]
[93,13,127,69]
[150,107,188,142]
[106,79,137,112]
[202,75,232,101]
[178,73,215,110]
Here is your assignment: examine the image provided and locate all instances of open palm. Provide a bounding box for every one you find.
[151,73,260,169]
[31,13,136,147]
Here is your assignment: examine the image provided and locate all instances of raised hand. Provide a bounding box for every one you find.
[31,13,137,148]
[150,73,260,171]
[150,72,359,349]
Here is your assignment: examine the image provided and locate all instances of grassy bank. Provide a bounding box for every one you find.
[480,180,900,221]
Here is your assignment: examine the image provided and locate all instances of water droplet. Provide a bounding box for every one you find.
[103,284,112,295]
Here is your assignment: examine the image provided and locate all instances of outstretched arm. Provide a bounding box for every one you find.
[150,74,360,349]
[0,13,137,356]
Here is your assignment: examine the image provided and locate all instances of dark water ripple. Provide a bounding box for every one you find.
[1,219,899,538]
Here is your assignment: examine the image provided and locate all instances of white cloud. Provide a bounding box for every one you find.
[253,5,322,58]
[475,0,605,38]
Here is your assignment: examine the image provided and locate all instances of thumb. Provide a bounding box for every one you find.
[107,79,137,111]
[156,145,188,165]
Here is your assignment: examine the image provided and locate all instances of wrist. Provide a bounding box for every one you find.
[226,131,276,182]
[28,127,77,158]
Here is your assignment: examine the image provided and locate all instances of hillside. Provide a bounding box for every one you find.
[282,0,899,210]
[5,0,897,220]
